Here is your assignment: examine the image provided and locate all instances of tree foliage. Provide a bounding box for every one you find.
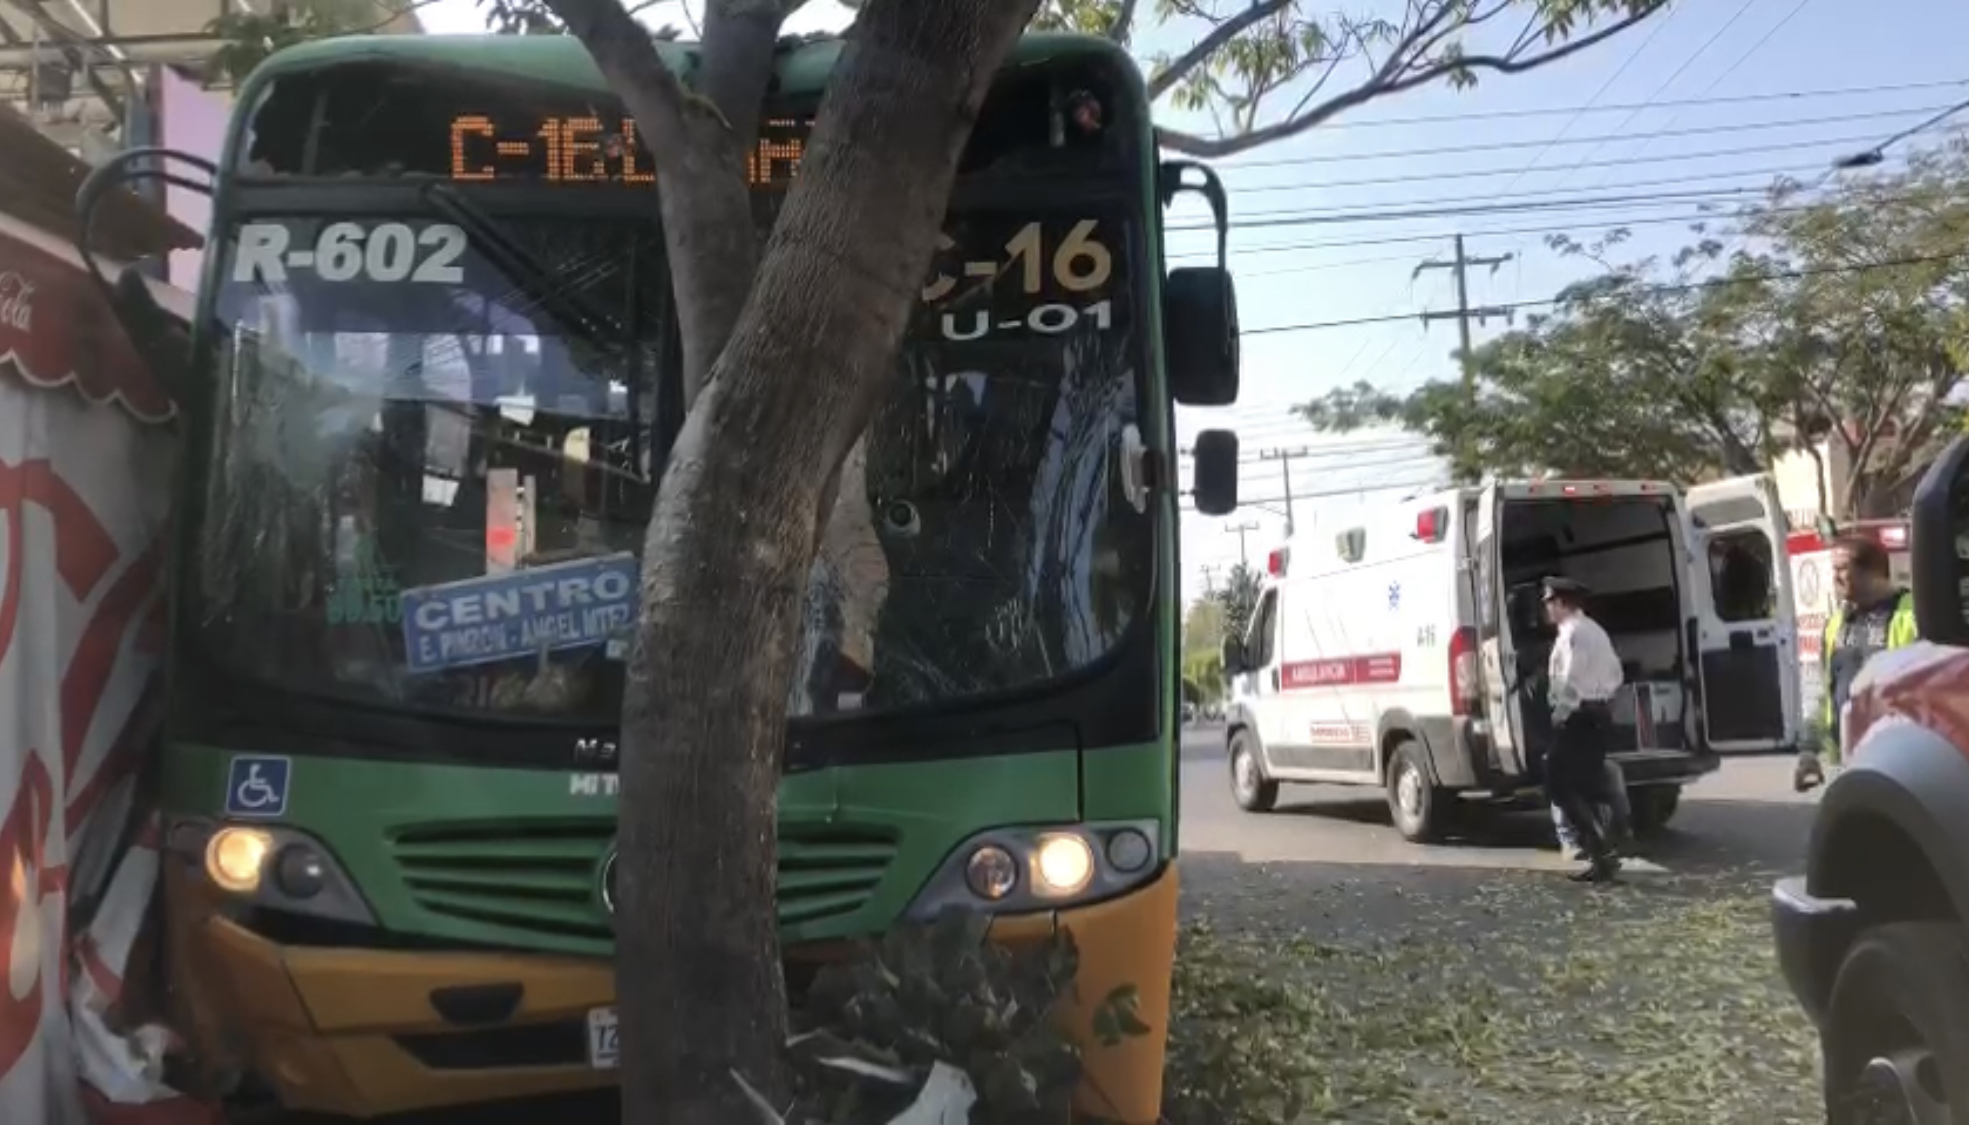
[204,0,390,85]
[466,0,1668,156]
[1213,561,1262,644]
[1302,140,1969,514]
[1035,0,1668,156]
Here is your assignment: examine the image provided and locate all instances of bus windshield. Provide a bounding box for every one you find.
[192,207,1150,724]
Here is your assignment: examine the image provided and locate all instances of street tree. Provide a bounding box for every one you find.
[1035,0,1668,157]
[1214,561,1262,643]
[1183,595,1226,654]
[1301,139,1969,509]
[189,0,1669,1119]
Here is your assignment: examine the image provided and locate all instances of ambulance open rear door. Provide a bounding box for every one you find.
[1683,474,1800,753]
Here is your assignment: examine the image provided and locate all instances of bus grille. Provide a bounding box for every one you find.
[390,820,900,942]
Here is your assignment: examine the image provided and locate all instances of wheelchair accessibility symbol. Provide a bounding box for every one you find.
[224,756,291,819]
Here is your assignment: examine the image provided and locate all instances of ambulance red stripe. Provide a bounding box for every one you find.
[1280,653,1403,689]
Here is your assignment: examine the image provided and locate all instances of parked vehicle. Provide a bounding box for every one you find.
[1222,476,1800,841]
[1769,441,1969,1121]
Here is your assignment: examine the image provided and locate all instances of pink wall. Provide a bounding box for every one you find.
[155,67,228,290]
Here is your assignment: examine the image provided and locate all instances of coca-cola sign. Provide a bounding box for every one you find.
[0,225,171,424]
[0,272,34,335]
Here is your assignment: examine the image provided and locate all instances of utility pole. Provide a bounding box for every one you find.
[1224,520,1261,568]
[1258,448,1299,536]
[1200,564,1221,596]
[1416,234,1515,400]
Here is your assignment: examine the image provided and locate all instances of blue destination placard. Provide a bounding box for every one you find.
[400,552,640,674]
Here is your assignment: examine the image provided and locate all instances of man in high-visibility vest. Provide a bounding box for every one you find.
[1795,536,1918,792]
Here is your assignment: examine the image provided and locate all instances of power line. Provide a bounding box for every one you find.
[1569,0,1824,197]
[1179,474,1450,511]
[1210,158,1843,224]
[1221,131,1892,197]
[1545,0,1765,199]
[1845,94,1969,165]
[1239,251,1969,337]
[1239,78,1969,135]
[1210,104,1965,171]
[1163,196,1881,259]
[1171,184,1808,234]
[1169,162,1931,237]
[1488,0,1683,204]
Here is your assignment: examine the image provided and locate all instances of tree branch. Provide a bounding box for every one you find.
[1147,0,1293,100]
[543,0,797,408]
[1107,0,1142,43]
[538,0,697,178]
[1159,4,1661,158]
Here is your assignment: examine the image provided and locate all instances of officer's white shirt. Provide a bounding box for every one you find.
[1550,611,1624,720]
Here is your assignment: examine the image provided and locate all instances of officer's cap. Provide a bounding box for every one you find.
[1541,576,1591,603]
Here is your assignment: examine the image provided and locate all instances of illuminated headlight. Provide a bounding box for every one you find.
[1032,834,1095,896]
[908,820,1163,919]
[205,827,273,893]
[174,818,375,926]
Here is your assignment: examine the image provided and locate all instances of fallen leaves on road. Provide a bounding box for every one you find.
[1163,873,1819,1124]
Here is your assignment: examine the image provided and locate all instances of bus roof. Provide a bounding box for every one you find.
[235,30,1139,111]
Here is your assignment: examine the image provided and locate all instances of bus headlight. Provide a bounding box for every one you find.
[965,845,1019,900]
[173,818,375,926]
[1032,834,1095,896]
[908,820,1162,920]
[274,845,329,899]
[206,827,272,893]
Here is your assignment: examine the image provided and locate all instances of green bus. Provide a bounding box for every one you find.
[84,29,1240,1121]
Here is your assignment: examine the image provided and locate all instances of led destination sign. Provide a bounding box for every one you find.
[448,113,811,186]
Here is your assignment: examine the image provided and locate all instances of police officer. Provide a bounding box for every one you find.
[1542,577,1625,882]
[1795,536,1917,792]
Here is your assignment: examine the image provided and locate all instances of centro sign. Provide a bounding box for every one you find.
[398,552,639,674]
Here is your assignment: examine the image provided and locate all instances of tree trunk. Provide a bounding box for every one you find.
[599,2,1041,1122]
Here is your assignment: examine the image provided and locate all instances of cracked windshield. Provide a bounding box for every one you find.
[30,3,1969,1125]
[195,210,1143,720]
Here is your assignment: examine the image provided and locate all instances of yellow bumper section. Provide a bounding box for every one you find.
[164,863,1178,1121]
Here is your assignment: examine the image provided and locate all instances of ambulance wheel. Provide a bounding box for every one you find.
[1821,922,1969,1125]
[1386,739,1443,843]
[1229,731,1278,812]
[1629,785,1682,836]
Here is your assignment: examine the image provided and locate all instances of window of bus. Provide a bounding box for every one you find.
[804,211,1153,717]
[194,206,1151,724]
[195,215,671,721]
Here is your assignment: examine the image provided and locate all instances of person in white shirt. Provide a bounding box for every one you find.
[1542,576,1624,882]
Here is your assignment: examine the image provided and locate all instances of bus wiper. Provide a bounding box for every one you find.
[421,182,620,345]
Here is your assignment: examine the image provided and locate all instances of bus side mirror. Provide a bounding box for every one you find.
[1164,266,1239,406]
[1191,428,1238,516]
[1909,433,1969,646]
[1221,635,1247,677]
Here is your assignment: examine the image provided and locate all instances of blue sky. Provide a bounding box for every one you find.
[416,0,1969,603]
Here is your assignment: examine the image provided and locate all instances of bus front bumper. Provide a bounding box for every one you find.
[165,862,1179,1121]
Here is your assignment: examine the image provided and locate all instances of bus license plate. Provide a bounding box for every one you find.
[587,1007,620,1070]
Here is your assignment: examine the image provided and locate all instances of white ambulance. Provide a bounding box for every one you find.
[1220,475,1802,842]
[1788,519,1911,738]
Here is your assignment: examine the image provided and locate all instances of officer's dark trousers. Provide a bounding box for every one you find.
[1547,702,1615,862]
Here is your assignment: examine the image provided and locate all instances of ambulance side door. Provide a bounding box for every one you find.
[1684,473,1800,753]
